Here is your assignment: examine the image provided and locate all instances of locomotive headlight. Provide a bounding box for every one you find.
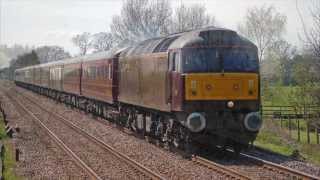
[227,101,234,108]
[186,112,206,133]
[244,112,262,132]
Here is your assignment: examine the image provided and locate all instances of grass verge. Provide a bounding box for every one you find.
[254,118,320,166]
[0,114,22,180]
[254,130,295,156]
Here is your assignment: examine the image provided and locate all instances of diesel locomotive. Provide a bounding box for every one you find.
[14,27,262,153]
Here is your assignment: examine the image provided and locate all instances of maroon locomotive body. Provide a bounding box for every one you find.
[14,27,262,153]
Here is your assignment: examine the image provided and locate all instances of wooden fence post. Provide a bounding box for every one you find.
[280,107,283,128]
[307,123,311,144]
[288,117,292,137]
[297,119,301,142]
[316,127,319,145]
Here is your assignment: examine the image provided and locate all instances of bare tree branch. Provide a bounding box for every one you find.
[35,46,71,63]
[71,32,91,55]
[110,0,171,46]
[238,5,287,62]
[91,32,114,53]
[170,4,215,33]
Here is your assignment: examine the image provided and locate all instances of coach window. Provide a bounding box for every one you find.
[108,64,112,80]
[105,66,109,79]
[97,66,103,79]
[90,66,97,79]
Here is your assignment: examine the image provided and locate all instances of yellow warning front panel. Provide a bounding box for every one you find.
[185,73,259,100]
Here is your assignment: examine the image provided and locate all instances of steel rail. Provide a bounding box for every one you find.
[6,92,102,180]
[240,153,320,180]
[19,91,166,180]
[191,155,251,180]
[10,84,320,180]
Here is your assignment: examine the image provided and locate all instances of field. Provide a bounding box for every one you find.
[256,85,320,165]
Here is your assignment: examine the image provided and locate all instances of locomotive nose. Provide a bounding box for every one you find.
[243,112,262,132]
[186,112,206,133]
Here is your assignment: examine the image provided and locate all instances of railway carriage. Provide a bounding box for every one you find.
[14,27,262,153]
[62,58,82,95]
[39,63,50,88]
[81,52,118,104]
[33,65,41,87]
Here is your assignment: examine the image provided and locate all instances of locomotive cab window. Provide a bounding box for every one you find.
[181,48,259,73]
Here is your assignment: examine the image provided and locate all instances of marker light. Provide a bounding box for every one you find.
[227,101,234,108]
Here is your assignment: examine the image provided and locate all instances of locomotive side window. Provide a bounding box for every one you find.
[175,52,180,72]
[169,52,180,72]
[170,52,176,71]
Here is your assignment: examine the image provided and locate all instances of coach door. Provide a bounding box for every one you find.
[168,51,183,111]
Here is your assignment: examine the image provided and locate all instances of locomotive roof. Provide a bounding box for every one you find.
[15,27,257,72]
[16,51,115,72]
[121,26,257,57]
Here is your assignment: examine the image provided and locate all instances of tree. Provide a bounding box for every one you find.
[35,46,71,63]
[298,0,320,71]
[72,32,91,55]
[0,44,33,67]
[268,40,296,85]
[110,0,172,46]
[0,51,9,68]
[291,54,317,105]
[9,50,40,80]
[91,32,114,52]
[238,5,287,61]
[170,4,215,33]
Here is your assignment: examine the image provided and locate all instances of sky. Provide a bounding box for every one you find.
[0,0,315,55]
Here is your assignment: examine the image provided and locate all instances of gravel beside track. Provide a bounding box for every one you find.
[245,147,320,177]
[3,81,320,179]
[212,151,319,179]
[10,88,165,179]
[0,88,88,179]
[11,83,246,179]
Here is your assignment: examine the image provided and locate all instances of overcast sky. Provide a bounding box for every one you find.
[0,0,314,55]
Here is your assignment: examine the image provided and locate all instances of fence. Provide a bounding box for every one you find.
[261,105,320,144]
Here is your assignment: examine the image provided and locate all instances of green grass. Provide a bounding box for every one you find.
[0,115,22,180]
[254,127,295,156]
[258,85,320,165]
[3,142,21,180]
[290,129,319,144]
[255,118,320,165]
[262,86,297,106]
[0,116,7,139]
[300,144,320,165]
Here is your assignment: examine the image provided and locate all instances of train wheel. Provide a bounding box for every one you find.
[172,124,183,149]
[233,143,243,157]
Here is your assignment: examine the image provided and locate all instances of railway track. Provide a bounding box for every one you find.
[9,84,256,179]
[239,152,319,180]
[5,88,165,180]
[191,155,251,180]
[4,83,320,179]
[5,90,99,179]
